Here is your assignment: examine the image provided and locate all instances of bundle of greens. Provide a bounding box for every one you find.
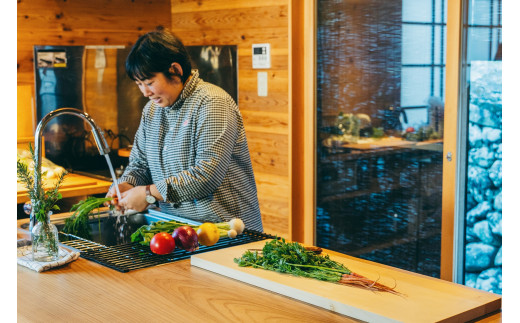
[62,196,113,239]
[131,219,231,246]
[234,238,403,295]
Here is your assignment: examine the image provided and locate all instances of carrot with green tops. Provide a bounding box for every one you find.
[234,238,404,296]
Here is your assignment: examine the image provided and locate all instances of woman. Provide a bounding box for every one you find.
[107,29,263,232]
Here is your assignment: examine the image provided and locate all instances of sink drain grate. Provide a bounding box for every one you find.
[59,230,276,273]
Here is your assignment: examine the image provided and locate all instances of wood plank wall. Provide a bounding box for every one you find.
[17,0,171,87]
[170,0,291,238]
[17,0,171,142]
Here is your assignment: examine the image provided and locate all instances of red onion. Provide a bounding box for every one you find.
[172,226,199,252]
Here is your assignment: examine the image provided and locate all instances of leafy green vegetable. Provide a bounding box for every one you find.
[234,238,351,282]
[62,196,113,239]
[235,239,404,295]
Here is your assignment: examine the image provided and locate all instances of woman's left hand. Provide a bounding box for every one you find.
[118,185,149,212]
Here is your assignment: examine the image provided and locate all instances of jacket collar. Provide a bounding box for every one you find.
[168,69,200,110]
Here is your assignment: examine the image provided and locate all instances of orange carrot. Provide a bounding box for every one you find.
[339,272,404,296]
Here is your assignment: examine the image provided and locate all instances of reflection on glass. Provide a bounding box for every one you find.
[186,45,238,104]
[462,0,502,294]
[316,0,446,277]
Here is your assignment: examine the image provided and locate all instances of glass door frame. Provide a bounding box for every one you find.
[291,0,466,282]
[441,0,465,283]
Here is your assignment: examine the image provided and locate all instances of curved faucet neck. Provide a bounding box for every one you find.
[33,107,110,189]
[30,107,111,231]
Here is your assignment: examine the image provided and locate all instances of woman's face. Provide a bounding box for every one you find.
[135,72,183,108]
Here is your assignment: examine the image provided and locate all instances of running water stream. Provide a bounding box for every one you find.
[104,154,129,240]
[105,154,122,202]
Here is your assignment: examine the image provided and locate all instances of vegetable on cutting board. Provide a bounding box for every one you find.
[234,238,404,296]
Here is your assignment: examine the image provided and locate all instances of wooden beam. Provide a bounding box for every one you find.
[441,0,463,282]
[290,0,316,245]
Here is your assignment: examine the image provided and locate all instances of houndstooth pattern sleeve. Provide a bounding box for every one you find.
[119,70,263,232]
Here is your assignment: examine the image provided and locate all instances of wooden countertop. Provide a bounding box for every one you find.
[16,228,502,322]
[17,232,356,322]
[17,173,112,204]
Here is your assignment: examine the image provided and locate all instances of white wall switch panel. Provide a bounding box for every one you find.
[252,43,271,69]
[257,72,268,97]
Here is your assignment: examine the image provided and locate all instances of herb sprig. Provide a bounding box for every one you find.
[62,196,113,239]
[17,143,67,223]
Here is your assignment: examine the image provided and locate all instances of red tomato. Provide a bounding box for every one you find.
[150,232,176,255]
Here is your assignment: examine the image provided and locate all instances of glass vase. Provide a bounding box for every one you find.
[31,219,60,262]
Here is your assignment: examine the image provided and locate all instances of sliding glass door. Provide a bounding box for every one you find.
[313,0,502,294]
[315,0,446,278]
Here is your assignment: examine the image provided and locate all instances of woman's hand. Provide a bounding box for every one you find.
[105,182,134,210]
[118,185,150,212]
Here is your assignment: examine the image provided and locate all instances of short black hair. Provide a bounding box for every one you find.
[126,28,192,83]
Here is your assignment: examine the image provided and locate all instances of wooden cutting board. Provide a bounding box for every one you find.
[191,240,501,322]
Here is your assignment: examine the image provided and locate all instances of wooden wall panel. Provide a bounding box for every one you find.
[238,91,289,113]
[247,132,288,177]
[171,0,291,238]
[17,85,35,139]
[255,172,290,237]
[17,0,172,86]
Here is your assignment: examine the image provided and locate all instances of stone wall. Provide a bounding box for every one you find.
[464,61,502,294]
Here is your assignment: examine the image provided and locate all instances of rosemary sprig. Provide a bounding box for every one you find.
[17,143,67,223]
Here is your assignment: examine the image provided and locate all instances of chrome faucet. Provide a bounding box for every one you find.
[31,107,111,230]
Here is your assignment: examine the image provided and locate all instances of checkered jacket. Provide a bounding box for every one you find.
[119,70,263,232]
